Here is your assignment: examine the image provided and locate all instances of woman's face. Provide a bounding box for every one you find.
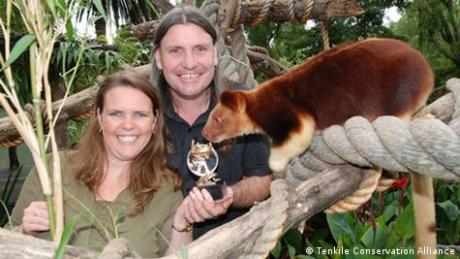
[98,86,157,163]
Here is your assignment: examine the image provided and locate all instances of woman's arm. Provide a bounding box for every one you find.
[165,197,193,255]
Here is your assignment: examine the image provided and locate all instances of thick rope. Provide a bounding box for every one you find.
[232,1,242,29]
[72,110,92,122]
[287,78,460,184]
[320,21,330,50]
[325,169,381,213]
[300,0,316,24]
[204,1,286,256]
[0,138,24,148]
[228,25,257,88]
[238,179,289,259]
[250,0,274,27]
[288,0,297,24]
[287,0,316,24]
[202,0,242,91]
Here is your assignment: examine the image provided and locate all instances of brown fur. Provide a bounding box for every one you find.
[202,38,434,173]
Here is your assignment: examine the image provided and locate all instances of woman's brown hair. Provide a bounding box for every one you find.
[70,70,181,215]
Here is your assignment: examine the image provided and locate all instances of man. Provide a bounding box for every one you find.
[151,6,273,239]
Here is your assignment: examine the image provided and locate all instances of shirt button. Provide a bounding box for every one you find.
[188,127,192,132]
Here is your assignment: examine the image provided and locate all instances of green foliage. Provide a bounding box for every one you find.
[434,182,460,245]
[93,0,108,21]
[272,182,460,258]
[1,34,35,71]
[68,119,89,146]
[247,0,408,65]
[412,0,460,66]
[391,2,460,92]
[246,0,409,83]
[271,228,306,258]
[77,0,160,28]
[55,214,82,259]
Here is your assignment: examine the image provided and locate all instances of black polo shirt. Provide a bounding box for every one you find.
[164,95,270,239]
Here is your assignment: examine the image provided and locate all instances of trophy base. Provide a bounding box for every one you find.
[199,184,223,200]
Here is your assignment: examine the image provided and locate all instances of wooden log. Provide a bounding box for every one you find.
[133,0,365,40]
[0,228,99,259]
[0,165,364,258]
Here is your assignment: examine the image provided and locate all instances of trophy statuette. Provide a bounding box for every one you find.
[186,137,223,199]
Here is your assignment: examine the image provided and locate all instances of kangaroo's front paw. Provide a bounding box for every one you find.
[269,156,289,178]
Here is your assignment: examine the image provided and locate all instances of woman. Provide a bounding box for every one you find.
[10,70,199,257]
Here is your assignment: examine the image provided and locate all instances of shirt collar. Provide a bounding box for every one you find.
[165,93,217,126]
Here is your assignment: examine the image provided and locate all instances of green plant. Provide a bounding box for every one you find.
[271,181,459,259]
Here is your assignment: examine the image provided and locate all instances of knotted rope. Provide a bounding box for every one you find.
[228,25,257,89]
[204,0,257,89]
[286,0,316,24]
[204,1,287,256]
[286,78,460,185]
[320,21,330,50]
[238,179,289,259]
[250,0,274,27]
[0,102,48,147]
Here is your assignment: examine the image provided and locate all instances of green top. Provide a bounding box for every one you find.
[10,152,182,258]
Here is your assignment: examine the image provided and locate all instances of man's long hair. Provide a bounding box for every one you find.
[150,5,219,103]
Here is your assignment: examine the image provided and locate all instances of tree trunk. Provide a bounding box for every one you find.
[0,165,364,258]
[133,0,364,40]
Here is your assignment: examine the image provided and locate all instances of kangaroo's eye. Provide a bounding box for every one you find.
[215,116,221,123]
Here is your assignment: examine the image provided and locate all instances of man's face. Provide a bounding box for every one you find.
[154,23,218,101]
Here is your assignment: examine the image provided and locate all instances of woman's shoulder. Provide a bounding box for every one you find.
[157,176,181,197]
[145,176,182,210]
[52,150,80,185]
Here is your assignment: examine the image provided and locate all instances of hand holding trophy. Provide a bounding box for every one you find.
[186,137,223,199]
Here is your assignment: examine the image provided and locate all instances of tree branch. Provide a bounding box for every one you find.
[132,0,364,40]
[0,165,365,258]
[151,0,174,14]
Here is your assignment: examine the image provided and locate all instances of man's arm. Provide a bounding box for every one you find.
[230,174,272,208]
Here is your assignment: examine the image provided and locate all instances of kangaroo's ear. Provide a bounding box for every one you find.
[219,90,247,112]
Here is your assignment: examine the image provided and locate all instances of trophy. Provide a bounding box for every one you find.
[186,137,223,199]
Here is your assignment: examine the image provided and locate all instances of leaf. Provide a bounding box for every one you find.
[284,228,303,252]
[393,205,414,241]
[65,20,75,42]
[287,244,296,259]
[327,213,356,244]
[378,199,398,224]
[385,230,402,249]
[1,35,36,71]
[57,0,67,14]
[437,200,460,221]
[360,221,386,248]
[270,240,282,258]
[93,0,107,21]
[45,0,57,18]
[55,215,81,259]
